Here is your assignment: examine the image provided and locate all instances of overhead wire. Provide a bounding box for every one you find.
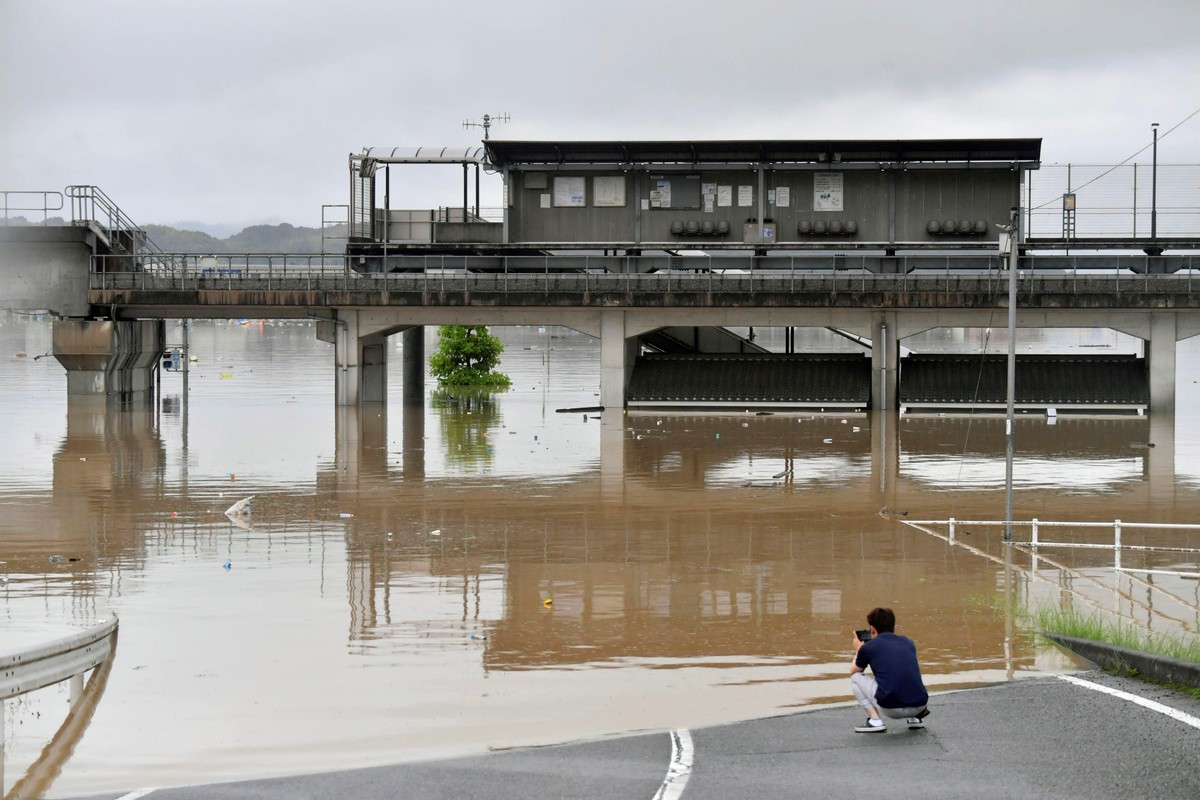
[1029,103,1200,212]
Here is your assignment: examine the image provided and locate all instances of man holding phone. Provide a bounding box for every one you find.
[850,607,930,733]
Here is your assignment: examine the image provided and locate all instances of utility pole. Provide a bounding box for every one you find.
[1004,207,1019,542]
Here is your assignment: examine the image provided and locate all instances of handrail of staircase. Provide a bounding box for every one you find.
[65,184,168,255]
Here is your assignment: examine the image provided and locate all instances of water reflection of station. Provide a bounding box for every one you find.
[330,405,1187,670]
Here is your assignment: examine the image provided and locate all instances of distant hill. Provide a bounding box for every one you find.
[143,222,347,254]
[1,217,347,254]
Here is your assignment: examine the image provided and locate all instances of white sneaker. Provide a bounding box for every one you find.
[907,717,925,729]
[854,718,886,733]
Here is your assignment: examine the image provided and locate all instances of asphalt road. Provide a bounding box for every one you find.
[75,670,1200,800]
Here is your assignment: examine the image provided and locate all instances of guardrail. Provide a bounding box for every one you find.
[0,190,65,225]
[88,251,1200,298]
[934,518,1200,578]
[1,615,118,796]
[902,518,1200,638]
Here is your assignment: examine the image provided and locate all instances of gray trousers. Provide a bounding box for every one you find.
[851,672,927,719]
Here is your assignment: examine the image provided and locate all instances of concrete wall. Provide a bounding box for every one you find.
[0,226,96,317]
[507,167,1019,245]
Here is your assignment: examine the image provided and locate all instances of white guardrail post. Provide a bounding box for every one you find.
[1114,519,1122,571]
[0,615,118,795]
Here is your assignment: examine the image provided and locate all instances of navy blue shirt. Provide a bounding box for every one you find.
[854,632,929,709]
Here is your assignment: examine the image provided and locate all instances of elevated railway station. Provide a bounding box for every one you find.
[3,139,1200,413]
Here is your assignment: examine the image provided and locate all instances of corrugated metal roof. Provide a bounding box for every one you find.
[628,353,871,407]
[899,354,1148,406]
[485,138,1042,167]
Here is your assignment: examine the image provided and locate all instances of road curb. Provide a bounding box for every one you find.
[1044,632,1200,689]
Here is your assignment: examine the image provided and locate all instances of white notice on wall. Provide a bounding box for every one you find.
[593,176,626,207]
[702,182,716,197]
[641,198,650,211]
[653,179,672,208]
[775,186,790,207]
[540,193,551,209]
[704,195,714,213]
[737,185,753,207]
[553,176,586,207]
[814,173,843,212]
[717,186,732,207]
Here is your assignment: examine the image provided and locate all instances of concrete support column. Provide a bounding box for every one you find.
[870,311,899,410]
[402,326,424,405]
[52,319,164,403]
[334,311,388,406]
[1147,314,1177,413]
[600,311,634,409]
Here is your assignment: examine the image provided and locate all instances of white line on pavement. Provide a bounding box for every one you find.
[1057,674,1200,730]
[114,789,156,800]
[652,728,694,800]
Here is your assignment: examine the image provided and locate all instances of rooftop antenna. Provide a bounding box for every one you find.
[463,112,511,141]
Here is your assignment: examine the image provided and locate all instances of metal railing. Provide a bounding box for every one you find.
[903,518,1200,636]
[1,615,119,796]
[933,518,1200,578]
[435,206,505,223]
[0,190,65,225]
[88,251,1200,298]
[65,184,171,258]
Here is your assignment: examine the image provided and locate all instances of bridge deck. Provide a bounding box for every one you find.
[90,268,1200,315]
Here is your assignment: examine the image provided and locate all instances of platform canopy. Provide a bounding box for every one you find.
[356,146,486,164]
[484,138,1042,168]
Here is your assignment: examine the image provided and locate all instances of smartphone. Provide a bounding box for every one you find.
[855,629,872,642]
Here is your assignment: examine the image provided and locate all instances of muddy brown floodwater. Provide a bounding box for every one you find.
[1,320,1198,797]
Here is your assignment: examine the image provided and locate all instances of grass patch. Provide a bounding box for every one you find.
[1027,605,1200,665]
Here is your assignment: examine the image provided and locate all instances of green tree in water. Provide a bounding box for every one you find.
[429,325,512,388]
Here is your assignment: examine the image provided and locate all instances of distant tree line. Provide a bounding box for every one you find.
[2,216,346,254]
[143,223,348,254]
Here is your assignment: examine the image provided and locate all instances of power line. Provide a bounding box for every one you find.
[1029,103,1200,212]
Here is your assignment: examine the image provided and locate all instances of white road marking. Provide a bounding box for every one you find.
[114,789,156,800]
[652,728,694,800]
[1057,674,1200,730]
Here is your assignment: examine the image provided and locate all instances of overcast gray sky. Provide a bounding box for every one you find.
[2,0,1197,232]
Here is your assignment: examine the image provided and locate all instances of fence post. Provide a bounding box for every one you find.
[1114,519,1122,571]
[1031,518,1039,548]
[949,517,955,542]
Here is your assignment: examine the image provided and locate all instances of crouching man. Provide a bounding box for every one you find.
[850,607,930,733]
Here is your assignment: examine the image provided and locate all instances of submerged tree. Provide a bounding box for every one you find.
[429,325,512,388]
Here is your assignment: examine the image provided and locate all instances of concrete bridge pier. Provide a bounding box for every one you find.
[52,319,164,403]
[600,311,638,409]
[1147,315,1177,413]
[871,311,900,411]
[326,312,426,407]
[332,311,389,406]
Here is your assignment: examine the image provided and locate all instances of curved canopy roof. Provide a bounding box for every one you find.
[356,146,487,165]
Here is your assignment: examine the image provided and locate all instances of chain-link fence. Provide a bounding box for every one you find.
[1027,164,1200,239]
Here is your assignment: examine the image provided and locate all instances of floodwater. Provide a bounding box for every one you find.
[2,319,1199,798]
